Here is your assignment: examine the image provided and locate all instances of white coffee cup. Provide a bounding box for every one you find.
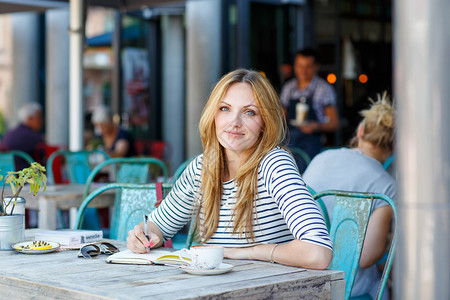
[296,101,309,124]
[179,245,224,269]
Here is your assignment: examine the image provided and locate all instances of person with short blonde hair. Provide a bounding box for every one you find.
[91,105,136,157]
[127,69,332,269]
[303,91,396,299]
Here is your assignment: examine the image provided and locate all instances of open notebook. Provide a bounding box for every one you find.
[106,249,190,265]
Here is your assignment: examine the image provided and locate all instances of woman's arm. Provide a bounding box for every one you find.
[127,220,164,253]
[108,139,130,157]
[224,239,332,270]
[359,205,393,268]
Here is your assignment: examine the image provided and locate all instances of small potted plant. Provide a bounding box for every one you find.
[0,162,46,250]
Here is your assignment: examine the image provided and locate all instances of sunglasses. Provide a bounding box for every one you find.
[78,242,120,259]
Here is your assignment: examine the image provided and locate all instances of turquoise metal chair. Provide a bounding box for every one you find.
[313,190,397,300]
[0,151,35,183]
[82,157,168,238]
[83,157,169,198]
[307,185,331,232]
[383,154,395,170]
[289,147,312,167]
[74,183,173,241]
[46,149,110,229]
[46,149,110,185]
[170,157,195,183]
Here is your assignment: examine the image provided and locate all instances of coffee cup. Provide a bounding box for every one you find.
[179,245,224,269]
[296,101,309,124]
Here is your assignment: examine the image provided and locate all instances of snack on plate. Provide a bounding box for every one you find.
[19,241,52,250]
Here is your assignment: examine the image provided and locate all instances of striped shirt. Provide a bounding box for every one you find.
[150,147,332,250]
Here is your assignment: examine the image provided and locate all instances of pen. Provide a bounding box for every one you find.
[144,214,151,253]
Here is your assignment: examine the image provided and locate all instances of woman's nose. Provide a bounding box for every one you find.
[229,114,242,127]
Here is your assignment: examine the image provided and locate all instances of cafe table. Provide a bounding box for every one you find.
[0,231,345,299]
[13,184,114,229]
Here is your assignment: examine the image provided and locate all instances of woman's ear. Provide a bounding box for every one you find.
[356,123,364,138]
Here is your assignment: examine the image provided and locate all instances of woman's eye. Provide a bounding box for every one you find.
[220,106,230,112]
[245,110,256,116]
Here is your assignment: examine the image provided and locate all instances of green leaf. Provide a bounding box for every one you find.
[9,182,16,194]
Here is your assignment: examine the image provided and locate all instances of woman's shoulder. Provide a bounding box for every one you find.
[187,154,203,170]
[260,147,297,170]
[263,146,292,159]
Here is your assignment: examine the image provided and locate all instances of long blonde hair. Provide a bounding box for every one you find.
[350,91,395,152]
[198,69,287,242]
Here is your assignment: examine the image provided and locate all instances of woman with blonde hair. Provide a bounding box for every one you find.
[128,69,332,269]
[303,91,396,299]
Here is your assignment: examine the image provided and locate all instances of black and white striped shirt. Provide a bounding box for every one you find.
[150,147,332,250]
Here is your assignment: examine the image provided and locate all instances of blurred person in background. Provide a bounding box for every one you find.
[1,102,44,170]
[91,105,136,158]
[280,48,339,173]
[303,92,395,299]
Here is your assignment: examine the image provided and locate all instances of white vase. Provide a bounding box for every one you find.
[0,215,24,250]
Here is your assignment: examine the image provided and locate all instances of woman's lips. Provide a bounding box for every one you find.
[226,131,244,137]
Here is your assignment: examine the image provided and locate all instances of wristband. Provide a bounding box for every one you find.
[269,244,279,263]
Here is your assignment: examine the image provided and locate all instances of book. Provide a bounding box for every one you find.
[34,230,103,246]
[106,249,190,265]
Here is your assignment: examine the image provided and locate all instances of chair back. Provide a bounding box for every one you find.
[74,183,173,241]
[83,157,168,238]
[307,185,331,231]
[46,150,110,185]
[46,150,109,229]
[34,143,65,183]
[171,157,195,183]
[313,190,397,300]
[0,151,35,182]
[383,154,395,170]
[289,147,311,173]
[83,157,169,198]
[289,147,311,166]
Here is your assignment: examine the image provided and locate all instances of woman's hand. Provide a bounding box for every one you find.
[126,221,163,253]
[299,121,320,134]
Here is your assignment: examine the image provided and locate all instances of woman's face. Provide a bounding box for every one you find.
[215,82,264,157]
[95,122,113,136]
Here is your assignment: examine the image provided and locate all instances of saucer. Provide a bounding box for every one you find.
[12,240,60,254]
[180,262,233,275]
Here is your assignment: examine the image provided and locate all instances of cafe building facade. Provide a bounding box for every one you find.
[0,0,392,170]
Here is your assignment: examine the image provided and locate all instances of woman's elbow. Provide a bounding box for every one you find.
[304,247,333,270]
[359,259,372,269]
[359,252,383,269]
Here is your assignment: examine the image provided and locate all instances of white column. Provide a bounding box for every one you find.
[162,14,185,172]
[46,8,70,145]
[11,13,39,128]
[185,0,221,157]
[69,0,85,151]
[395,0,450,298]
